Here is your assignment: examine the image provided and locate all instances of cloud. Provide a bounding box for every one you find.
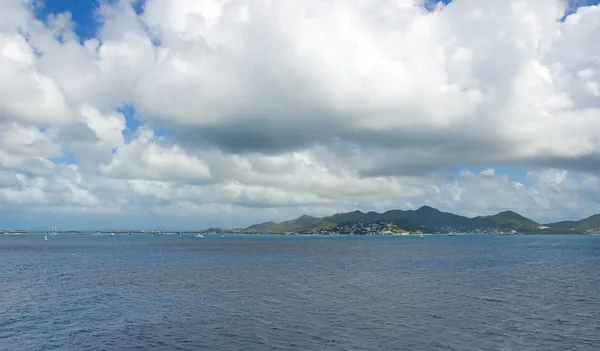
[421,168,600,223]
[0,33,73,125]
[0,165,99,207]
[99,127,212,181]
[1,0,600,229]
[82,0,600,172]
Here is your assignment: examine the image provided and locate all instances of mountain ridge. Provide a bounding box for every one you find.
[231,206,600,234]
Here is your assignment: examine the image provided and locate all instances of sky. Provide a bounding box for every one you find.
[1,0,600,230]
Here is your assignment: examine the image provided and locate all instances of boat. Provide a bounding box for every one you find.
[44,234,47,241]
[110,232,115,236]
[419,233,424,238]
[50,226,58,236]
[195,233,204,238]
[449,232,460,236]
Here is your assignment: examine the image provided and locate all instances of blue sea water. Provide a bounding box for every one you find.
[1,234,599,350]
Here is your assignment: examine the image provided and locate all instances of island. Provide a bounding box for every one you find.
[200,206,600,235]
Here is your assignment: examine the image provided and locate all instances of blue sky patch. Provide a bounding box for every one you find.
[118,104,142,142]
[50,145,79,165]
[423,0,453,12]
[444,165,529,184]
[36,0,100,40]
[118,104,173,141]
[36,0,145,40]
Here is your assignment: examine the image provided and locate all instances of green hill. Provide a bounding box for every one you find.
[246,215,336,233]
[320,206,469,232]
[246,221,277,231]
[380,206,472,231]
[278,215,335,232]
[546,220,578,229]
[326,210,368,225]
[241,206,597,234]
[547,214,600,232]
[471,211,540,231]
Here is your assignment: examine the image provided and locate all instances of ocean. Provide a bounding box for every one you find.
[1,234,599,350]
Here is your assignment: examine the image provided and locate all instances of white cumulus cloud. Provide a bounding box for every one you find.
[0,0,600,229]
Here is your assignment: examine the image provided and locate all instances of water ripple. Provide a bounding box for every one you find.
[0,234,599,350]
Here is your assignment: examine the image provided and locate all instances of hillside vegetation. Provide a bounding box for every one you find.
[231,206,598,234]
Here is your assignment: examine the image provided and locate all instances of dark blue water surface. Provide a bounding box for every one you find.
[1,234,599,350]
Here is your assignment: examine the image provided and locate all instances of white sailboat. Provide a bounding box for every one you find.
[44,234,47,240]
[50,226,58,236]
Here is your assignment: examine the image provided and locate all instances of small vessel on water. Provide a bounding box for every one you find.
[44,234,47,241]
[110,232,115,236]
[195,233,204,238]
[449,232,460,236]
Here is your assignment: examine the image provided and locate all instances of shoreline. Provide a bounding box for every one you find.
[1,232,598,236]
